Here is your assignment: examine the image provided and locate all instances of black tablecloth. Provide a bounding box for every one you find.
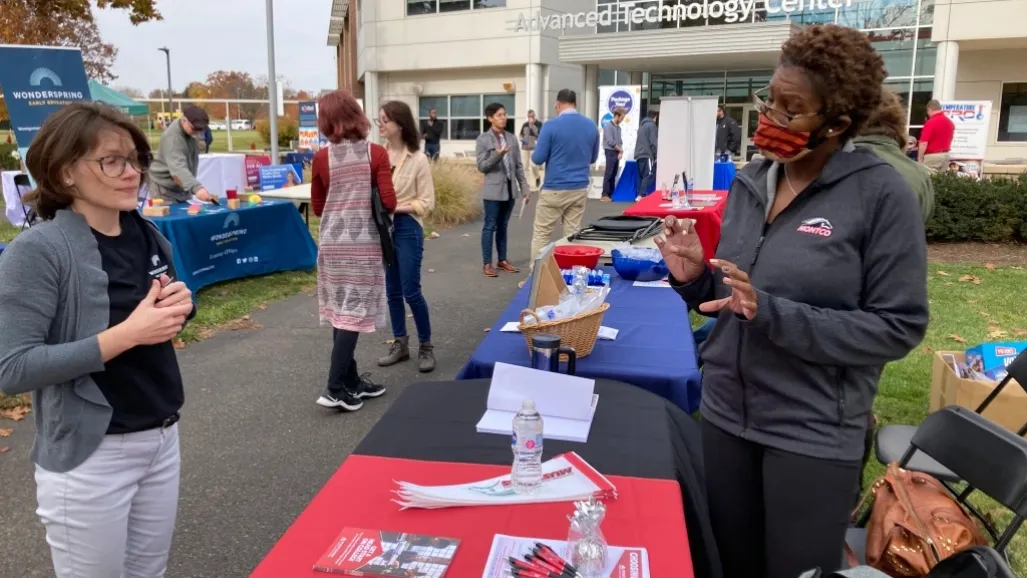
[354,378,723,578]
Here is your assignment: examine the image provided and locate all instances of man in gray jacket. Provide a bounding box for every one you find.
[600,107,625,201]
[149,105,215,203]
[634,109,658,200]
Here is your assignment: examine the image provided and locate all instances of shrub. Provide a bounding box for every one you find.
[427,159,483,228]
[0,141,20,171]
[927,172,1027,243]
[255,116,299,150]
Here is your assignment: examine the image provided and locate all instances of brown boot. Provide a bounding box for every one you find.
[483,264,498,277]
[497,260,520,273]
[418,342,436,373]
[377,336,410,367]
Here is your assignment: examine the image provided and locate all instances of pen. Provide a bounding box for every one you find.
[533,543,581,577]
[508,557,556,577]
[522,553,564,576]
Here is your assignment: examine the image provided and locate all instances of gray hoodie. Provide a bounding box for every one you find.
[149,118,202,202]
[672,148,928,460]
[634,116,658,160]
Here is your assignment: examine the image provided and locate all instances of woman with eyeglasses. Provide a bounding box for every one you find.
[374,102,437,373]
[656,25,928,578]
[0,102,195,577]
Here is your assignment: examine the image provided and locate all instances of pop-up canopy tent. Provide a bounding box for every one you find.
[87,80,148,116]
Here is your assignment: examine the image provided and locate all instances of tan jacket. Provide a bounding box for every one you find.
[387,146,436,225]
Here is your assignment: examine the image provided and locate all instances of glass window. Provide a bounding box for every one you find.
[598,69,617,86]
[867,28,917,78]
[419,96,448,118]
[658,0,681,28]
[451,95,481,117]
[628,1,662,31]
[678,0,707,27]
[407,0,436,15]
[725,70,772,104]
[998,82,1027,142]
[678,72,727,99]
[909,79,934,126]
[914,29,936,77]
[837,0,919,29]
[451,119,482,140]
[439,0,471,12]
[484,94,516,116]
[919,0,934,25]
[473,0,506,7]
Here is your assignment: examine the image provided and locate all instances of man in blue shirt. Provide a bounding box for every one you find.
[530,89,599,264]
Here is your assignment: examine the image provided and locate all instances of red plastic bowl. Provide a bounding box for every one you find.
[552,245,603,270]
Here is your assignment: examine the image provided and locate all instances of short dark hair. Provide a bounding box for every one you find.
[381,100,420,153]
[613,107,626,118]
[484,102,506,119]
[25,102,150,221]
[318,89,370,143]
[926,99,942,111]
[556,89,576,105]
[647,109,659,119]
[717,104,725,112]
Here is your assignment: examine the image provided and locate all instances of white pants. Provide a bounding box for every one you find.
[35,424,181,578]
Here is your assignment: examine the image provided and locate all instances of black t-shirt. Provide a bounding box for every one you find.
[91,211,184,434]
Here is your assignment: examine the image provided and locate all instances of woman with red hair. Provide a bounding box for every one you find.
[310,89,397,412]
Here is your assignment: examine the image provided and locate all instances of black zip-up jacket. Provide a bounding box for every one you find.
[672,147,929,460]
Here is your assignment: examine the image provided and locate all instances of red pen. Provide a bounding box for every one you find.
[533,543,581,577]
[523,553,564,576]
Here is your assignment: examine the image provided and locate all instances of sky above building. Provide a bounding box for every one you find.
[94,0,336,93]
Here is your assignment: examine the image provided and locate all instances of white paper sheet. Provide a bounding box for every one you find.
[481,534,650,578]
[500,321,619,340]
[632,279,671,288]
[475,363,597,442]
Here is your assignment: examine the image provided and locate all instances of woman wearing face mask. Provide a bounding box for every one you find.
[655,25,929,578]
[375,101,437,373]
[0,102,195,577]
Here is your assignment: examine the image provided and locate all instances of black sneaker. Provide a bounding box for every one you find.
[355,374,386,399]
[316,388,363,411]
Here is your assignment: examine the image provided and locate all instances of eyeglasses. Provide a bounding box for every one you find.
[374,118,391,127]
[86,151,152,178]
[752,87,823,127]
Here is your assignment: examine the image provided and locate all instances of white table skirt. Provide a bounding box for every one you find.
[2,170,28,227]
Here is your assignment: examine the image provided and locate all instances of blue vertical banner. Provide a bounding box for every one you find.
[0,45,92,152]
[297,100,320,150]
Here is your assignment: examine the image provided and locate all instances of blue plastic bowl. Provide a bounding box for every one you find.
[611,249,670,282]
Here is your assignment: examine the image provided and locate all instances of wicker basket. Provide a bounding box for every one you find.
[518,303,610,359]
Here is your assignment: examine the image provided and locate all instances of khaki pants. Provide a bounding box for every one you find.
[530,188,588,264]
[521,149,544,193]
[922,152,950,172]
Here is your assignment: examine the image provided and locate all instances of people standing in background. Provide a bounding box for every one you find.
[0,102,195,578]
[202,124,213,154]
[519,110,544,197]
[375,101,438,373]
[715,105,741,161]
[634,109,659,201]
[420,108,444,161]
[918,100,955,171]
[905,136,919,161]
[149,105,216,203]
[310,89,395,412]
[600,107,626,202]
[476,102,530,278]
[530,89,599,264]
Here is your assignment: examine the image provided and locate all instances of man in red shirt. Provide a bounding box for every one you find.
[918,99,955,171]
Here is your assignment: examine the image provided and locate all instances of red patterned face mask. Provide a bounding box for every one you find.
[751,113,817,163]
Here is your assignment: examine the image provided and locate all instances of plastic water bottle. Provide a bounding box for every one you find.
[511,399,544,494]
[571,266,589,295]
[670,177,684,210]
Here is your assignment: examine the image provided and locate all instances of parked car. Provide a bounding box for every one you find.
[209,121,227,131]
[230,119,253,130]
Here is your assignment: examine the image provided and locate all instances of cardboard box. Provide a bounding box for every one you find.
[965,342,1027,380]
[930,351,1027,433]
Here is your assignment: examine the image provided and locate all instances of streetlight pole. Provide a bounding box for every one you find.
[264,0,280,162]
[158,47,173,115]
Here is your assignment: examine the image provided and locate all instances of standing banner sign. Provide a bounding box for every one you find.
[597,85,642,167]
[0,45,91,164]
[298,100,319,150]
[940,100,992,177]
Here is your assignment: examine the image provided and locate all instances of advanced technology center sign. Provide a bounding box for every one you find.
[512,0,853,30]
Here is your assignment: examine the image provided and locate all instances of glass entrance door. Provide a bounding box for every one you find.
[722,104,757,161]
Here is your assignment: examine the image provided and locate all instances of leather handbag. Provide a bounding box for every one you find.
[854,463,987,577]
[367,143,395,268]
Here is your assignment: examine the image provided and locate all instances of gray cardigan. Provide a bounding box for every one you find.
[0,209,189,473]
[149,118,202,203]
[475,130,530,202]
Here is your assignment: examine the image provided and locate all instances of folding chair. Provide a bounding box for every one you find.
[846,405,1027,566]
[13,174,38,229]
[876,350,1027,482]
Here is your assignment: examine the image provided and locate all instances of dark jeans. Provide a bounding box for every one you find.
[636,157,655,197]
[327,328,360,395]
[385,214,432,343]
[482,193,516,265]
[601,149,619,198]
[424,142,440,160]
[702,420,861,578]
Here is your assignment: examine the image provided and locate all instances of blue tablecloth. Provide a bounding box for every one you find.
[282,151,315,167]
[713,161,737,191]
[612,160,656,202]
[147,200,317,293]
[456,268,702,413]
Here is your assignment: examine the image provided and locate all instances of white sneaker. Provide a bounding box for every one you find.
[635,195,641,202]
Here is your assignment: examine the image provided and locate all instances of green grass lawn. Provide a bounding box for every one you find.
[145,129,265,153]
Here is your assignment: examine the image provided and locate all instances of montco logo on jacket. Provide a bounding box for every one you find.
[797,217,833,237]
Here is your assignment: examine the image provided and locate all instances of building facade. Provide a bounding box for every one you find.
[329,0,1027,161]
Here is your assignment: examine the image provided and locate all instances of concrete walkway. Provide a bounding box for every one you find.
[0,199,624,577]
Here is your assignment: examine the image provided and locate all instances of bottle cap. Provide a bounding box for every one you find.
[523,399,536,410]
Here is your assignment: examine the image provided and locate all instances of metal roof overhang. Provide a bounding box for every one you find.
[559,21,800,73]
[327,0,349,46]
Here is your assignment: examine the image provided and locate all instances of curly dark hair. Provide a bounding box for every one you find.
[859,89,908,148]
[778,24,886,140]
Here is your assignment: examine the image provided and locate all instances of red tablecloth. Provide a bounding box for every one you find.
[623,191,729,262]
[251,455,692,578]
